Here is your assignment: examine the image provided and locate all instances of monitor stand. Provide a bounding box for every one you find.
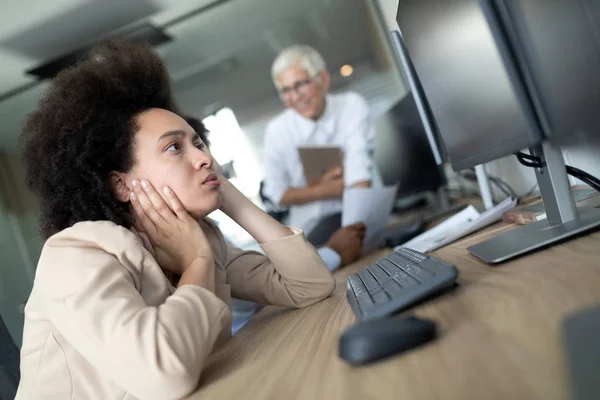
[468,142,600,264]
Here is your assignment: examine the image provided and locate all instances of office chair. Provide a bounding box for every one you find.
[0,315,20,399]
[258,181,289,223]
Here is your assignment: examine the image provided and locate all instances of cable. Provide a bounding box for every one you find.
[460,169,518,200]
[516,152,600,190]
[514,152,600,192]
[567,171,600,191]
[489,176,518,199]
[488,176,512,198]
[567,165,600,187]
[516,151,541,163]
[516,152,543,168]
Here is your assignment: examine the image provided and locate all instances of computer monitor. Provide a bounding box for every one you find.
[491,0,600,146]
[395,0,542,171]
[394,0,600,263]
[389,31,446,167]
[374,92,446,198]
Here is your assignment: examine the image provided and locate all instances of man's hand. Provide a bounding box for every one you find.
[279,166,345,206]
[325,223,366,266]
[315,166,344,200]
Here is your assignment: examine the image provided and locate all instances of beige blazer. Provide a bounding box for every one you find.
[16,220,335,400]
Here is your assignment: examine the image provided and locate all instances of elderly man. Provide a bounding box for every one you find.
[263,45,375,249]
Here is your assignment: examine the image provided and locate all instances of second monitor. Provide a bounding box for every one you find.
[374,92,446,201]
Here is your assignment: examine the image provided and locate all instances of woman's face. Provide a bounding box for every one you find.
[123,108,221,219]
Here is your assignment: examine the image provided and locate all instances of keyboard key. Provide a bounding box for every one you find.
[403,265,434,282]
[377,259,419,287]
[393,273,419,288]
[368,264,393,284]
[377,258,403,275]
[371,290,389,304]
[387,252,415,268]
[387,256,433,282]
[397,248,427,263]
[382,280,404,296]
[348,275,367,297]
[357,293,375,310]
[358,269,380,291]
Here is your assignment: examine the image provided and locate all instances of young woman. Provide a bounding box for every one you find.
[16,40,335,400]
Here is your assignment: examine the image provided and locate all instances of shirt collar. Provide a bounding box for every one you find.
[292,94,336,141]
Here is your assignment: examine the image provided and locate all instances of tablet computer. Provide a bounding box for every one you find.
[297,145,343,185]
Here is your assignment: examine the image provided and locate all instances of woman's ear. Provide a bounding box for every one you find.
[109,172,131,203]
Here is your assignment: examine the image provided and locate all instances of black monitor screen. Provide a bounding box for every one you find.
[396,0,542,170]
[495,0,600,146]
[374,93,446,197]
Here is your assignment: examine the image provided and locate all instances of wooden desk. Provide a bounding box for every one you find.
[189,222,600,400]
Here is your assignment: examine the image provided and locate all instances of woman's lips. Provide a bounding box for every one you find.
[202,174,220,188]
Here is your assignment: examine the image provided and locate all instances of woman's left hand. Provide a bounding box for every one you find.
[129,179,214,276]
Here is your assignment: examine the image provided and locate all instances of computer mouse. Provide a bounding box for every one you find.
[339,315,437,365]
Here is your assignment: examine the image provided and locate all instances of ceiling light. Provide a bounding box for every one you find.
[340,64,354,77]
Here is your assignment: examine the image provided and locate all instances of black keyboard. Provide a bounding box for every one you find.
[346,247,459,321]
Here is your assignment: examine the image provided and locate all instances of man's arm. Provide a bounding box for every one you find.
[280,176,369,206]
[317,247,342,272]
[279,166,345,206]
[319,223,366,270]
[279,186,323,206]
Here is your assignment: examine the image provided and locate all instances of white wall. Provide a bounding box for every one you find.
[376,0,400,32]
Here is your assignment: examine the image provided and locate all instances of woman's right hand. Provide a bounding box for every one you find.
[130,179,214,277]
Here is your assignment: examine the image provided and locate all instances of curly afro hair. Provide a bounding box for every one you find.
[22,40,180,239]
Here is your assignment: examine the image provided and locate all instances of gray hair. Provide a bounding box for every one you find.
[271,45,327,86]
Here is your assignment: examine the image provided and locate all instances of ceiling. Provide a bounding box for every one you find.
[0,0,405,153]
[0,0,211,96]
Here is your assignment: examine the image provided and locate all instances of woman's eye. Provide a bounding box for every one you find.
[166,143,179,151]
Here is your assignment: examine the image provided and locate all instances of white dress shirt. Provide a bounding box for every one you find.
[263,91,375,233]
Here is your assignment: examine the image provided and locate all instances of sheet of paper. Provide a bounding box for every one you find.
[342,185,398,251]
[396,205,481,253]
[395,197,517,253]
[426,197,517,252]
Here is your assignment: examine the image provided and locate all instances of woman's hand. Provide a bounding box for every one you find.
[218,178,293,243]
[130,179,214,278]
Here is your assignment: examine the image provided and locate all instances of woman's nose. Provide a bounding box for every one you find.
[192,147,213,170]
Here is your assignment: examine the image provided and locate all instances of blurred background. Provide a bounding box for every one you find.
[1,0,600,350]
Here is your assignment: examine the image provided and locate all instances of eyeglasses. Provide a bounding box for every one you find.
[277,78,314,98]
